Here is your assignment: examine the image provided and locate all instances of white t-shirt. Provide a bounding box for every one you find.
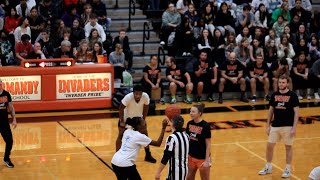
[111,129,152,167]
[309,166,320,180]
[121,92,150,121]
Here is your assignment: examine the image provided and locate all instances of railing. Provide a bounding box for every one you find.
[127,0,136,31]
[158,46,165,66]
[140,22,150,56]
[114,0,118,8]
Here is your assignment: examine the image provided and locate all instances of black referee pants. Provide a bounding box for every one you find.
[0,122,13,160]
[112,164,142,180]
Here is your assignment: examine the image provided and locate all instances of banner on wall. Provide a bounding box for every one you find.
[56,73,112,100]
[0,76,41,101]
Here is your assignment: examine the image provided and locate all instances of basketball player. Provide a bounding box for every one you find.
[112,117,168,180]
[309,166,320,180]
[155,115,189,180]
[259,75,299,178]
[0,79,17,168]
[117,85,156,163]
[186,104,211,180]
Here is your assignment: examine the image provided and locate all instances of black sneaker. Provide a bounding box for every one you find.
[218,96,223,104]
[252,95,257,102]
[265,95,270,101]
[3,159,14,168]
[145,155,157,163]
[240,95,249,103]
[197,96,202,103]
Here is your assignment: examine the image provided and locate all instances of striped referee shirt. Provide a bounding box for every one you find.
[160,131,189,180]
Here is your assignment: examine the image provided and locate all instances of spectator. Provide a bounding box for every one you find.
[234,37,251,66]
[254,4,268,30]
[252,0,269,11]
[13,17,31,44]
[293,38,308,58]
[52,19,66,42]
[236,27,252,45]
[218,52,249,103]
[193,51,218,102]
[196,29,213,58]
[4,7,20,49]
[160,3,181,46]
[225,32,237,57]
[265,29,280,46]
[71,18,85,48]
[215,2,235,37]
[84,13,106,42]
[91,0,110,32]
[81,3,92,26]
[291,51,311,99]
[53,40,75,59]
[109,43,125,81]
[264,39,278,66]
[308,34,320,65]
[55,27,76,53]
[27,7,45,43]
[61,4,80,28]
[26,42,46,59]
[211,29,226,65]
[201,3,215,36]
[176,0,192,15]
[165,56,193,104]
[271,58,292,92]
[0,32,14,66]
[289,0,310,25]
[38,29,54,58]
[277,35,295,70]
[112,29,134,73]
[288,0,312,12]
[75,39,93,63]
[184,4,200,39]
[141,55,162,100]
[309,59,320,100]
[283,25,294,44]
[292,24,309,47]
[92,42,107,62]
[253,27,265,45]
[271,2,291,24]
[247,54,270,102]
[289,14,301,34]
[16,0,31,17]
[272,15,287,38]
[236,5,254,34]
[250,38,264,62]
[38,0,58,29]
[176,16,194,56]
[87,28,103,51]
[14,34,32,65]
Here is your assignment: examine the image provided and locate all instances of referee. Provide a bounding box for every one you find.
[0,79,17,168]
[155,115,189,180]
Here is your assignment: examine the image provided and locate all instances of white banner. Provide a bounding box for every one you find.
[0,76,41,101]
[56,73,112,99]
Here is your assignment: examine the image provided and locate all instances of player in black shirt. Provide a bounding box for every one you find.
[247,54,270,102]
[291,51,311,100]
[259,75,299,178]
[218,52,249,104]
[165,56,194,104]
[0,79,17,168]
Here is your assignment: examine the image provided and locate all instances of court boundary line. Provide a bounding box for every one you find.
[57,121,114,172]
[235,142,302,180]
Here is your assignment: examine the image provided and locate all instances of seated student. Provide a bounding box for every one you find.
[291,51,311,100]
[38,29,54,58]
[165,56,193,104]
[141,55,162,101]
[309,59,320,100]
[15,34,32,65]
[92,42,107,63]
[26,42,46,59]
[109,43,125,81]
[218,52,249,104]
[53,40,75,59]
[75,39,94,63]
[193,51,218,102]
[271,58,292,92]
[247,54,270,102]
[0,32,14,66]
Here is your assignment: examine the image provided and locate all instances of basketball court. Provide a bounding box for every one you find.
[0,99,319,179]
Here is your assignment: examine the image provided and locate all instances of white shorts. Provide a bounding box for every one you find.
[309,166,320,180]
[268,127,294,145]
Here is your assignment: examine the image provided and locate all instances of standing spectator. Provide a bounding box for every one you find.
[186,104,211,180]
[13,17,31,44]
[16,0,31,17]
[53,40,75,59]
[84,14,106,42]
[109,43,125,81]
[155,115,189,180]
[271,2,291,24]
[160,3,181,46]
[218,52,249,103]
[27,7,45,43]
[291,51,311,99]
[247,54,270,102]
[26,42,46,59]
[38,29,54,58]
[75,39,93,63]
[215,2,235,37]
[259,75,299,178]
[14,34,32,65]
[309,59,320,100]
[193,51,218,102]
[112,29,134,73]
[141,55,162,100]
[165,56,193,104]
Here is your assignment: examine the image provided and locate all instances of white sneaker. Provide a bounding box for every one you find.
[298,95,303,100]
[282,168,291,178]
[186,52,191,56]
[160,41,165,45]
[259,166,272,175]
[315,93,320,100]
[182,52,187,56]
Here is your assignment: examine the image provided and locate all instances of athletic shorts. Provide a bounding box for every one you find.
[268,127,294,145]
[309,166,320,180]
[188,155,205,169]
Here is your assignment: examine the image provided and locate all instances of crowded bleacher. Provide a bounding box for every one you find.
[1,0,320,104]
